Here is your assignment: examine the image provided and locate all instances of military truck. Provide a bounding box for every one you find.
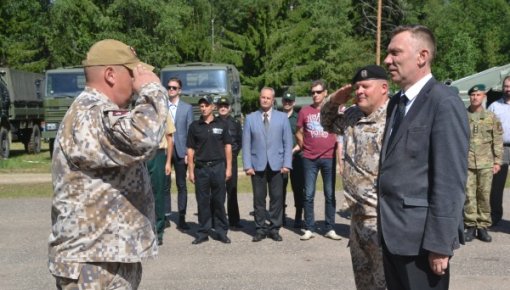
[42,67,85,155]
[160,63,242,118]
[0,68,44,159]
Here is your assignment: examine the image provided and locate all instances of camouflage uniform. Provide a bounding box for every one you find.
[321,97,387,290]
[48,83,168,282]
[465,108,503,228]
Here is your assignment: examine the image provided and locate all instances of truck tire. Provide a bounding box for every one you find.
[49,138,55,158]
[0,127,9,159]
[27,125,41,154]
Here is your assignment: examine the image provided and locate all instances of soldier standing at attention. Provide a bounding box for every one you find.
[217,96,243,229]
[48,39,168,289]
[147,112,176,246]
[464,84,503,242]
[187,95,232,245]
[321,65,388,290]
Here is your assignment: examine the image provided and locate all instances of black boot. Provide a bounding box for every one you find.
[464,227,476,242]
[178,215,190,230]
[477,228,492,242]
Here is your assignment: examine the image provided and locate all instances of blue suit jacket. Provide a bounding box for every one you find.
[242,110,293,171]
[173,100,193,158]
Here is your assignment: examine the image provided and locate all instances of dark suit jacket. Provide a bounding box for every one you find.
[173,100,193,159]
[378,77,469,256]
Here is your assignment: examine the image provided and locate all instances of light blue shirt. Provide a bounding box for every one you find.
[169,99,179,122]
[488,98,510,143]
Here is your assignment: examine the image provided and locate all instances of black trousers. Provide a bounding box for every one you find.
[226,157,240,225]
[382,239,449,290]
[195,161,228,238]
[490,163,508,225]
[169,150,188,217]
[283,153,305,210]
[251,165,283,235]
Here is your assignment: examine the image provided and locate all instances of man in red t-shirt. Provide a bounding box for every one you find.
[296,80,342,241]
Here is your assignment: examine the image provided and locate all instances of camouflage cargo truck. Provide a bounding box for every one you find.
[160,63,242,118]
[42,67,85,156]
[0,68,44,159]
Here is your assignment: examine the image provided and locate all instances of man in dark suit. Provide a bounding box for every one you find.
[379,25,469,290]
[167,77,194,230]
[242,87,293,242]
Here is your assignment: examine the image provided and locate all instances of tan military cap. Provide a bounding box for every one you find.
[82,39,154,71]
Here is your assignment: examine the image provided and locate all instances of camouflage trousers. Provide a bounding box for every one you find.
[54,262,142,290]
[465,168,493,228]
[349,214,386,290]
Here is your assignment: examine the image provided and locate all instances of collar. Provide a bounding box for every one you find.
[199,115,217,124]
[261,108,273,117]
[170,97,180,107]
[360,99,389,123]
[402,73,433,102]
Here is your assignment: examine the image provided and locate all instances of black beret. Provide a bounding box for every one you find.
[351,65,387,84]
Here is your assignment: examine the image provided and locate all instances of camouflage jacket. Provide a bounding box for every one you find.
[321,98,388,216]
[48,83,168,279]
[467,108,503,169]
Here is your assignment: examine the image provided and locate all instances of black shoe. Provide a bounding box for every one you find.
[477,228,492,242]
[268,231,283,242]
[164,220,171,228]
[252,233,266,242]
[178,216,190,230]
[157,238,163,246]
[464,227,476,242]
[219,235,231,244]
[191,236,209,245]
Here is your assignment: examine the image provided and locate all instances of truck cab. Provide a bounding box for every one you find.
[160,63,242,119]
[42,67,85,155]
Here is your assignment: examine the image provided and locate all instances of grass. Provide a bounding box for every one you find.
[0,183,53,198]
[0,143,52,173]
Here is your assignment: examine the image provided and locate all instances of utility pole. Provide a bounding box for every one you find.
[211,18,215,52]
[376,0,382,65]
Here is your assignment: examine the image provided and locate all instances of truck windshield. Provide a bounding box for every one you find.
[161,69,227,95]
[46,72,86,98]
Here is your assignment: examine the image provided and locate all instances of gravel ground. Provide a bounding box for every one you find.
[0,184,509,290]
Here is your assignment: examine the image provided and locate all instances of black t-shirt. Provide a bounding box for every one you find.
[186,116,232,162]
[221,116,243,155]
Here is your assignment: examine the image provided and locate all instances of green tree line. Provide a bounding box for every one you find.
[1,0,510,111]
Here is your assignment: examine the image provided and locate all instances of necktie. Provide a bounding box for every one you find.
[390,94,408,140]
[263,113,269,132]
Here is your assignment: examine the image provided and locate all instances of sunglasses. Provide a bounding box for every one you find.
[167,86,180,90]
[311,90,324,95]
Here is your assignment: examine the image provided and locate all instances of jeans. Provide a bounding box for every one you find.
[303,157,336,232]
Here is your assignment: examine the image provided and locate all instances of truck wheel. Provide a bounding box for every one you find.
[49,138,55,158]
[0,128,9,159]
[27,125,41,154]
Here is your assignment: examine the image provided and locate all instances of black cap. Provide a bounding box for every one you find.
[282,92,296,101]
[217,96,230,105]
[198,95,214,104]
[468,84,486,95]
[351,65,387,84]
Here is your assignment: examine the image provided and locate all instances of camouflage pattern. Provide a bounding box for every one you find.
[349,215,386,290]
[55,262,142,290]
[49,83,168,279]
[467,109,503,169]
[465,168,494,228]
[464,109,503,228]
[321,96,387,290]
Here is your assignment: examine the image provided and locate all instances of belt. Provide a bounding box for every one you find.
[195,160,223,168]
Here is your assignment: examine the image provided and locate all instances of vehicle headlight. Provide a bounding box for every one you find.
[46,123,58,131]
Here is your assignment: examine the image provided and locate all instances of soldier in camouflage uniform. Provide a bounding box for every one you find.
[321,65,388,290]
[48,39,168,289]
[464,84,503,243]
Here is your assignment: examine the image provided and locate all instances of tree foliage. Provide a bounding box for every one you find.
[1,0,510,112]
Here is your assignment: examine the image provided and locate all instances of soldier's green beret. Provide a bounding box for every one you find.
[282,92,296,101]
[351,65,387,84]
[217,97,230,105]
[468,84,486,95]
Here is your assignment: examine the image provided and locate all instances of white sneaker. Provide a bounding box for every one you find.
[324,230,342,240]
[300,230,315,240]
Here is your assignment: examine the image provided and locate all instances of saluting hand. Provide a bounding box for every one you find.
[329,84,353,105]
[132,64,161,93]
